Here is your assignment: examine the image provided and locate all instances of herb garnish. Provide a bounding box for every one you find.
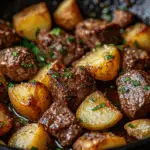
[128,123,134,128]
[52,73,60,79]
[91,103,106,111]
[49,51,57,59]
[66,37,74,43]
[96,42,102,48]
[134,40,139,48]
[0,122,5,128]
[51,28,62,36]
[105,55,114,60]
[89,98,95,102]
[30,146,39,150]
[21,62,33,68]
[12,51,18,57]
[35,28,40,37]
[120,86,126,94]
[143,86,150,91]
[7,82,14,88]
[124,77,131,82]
[116,45,124,51]
[64,68,73,78]
[131,80,141,87]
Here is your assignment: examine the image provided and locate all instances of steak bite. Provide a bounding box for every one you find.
[39,102,82,147]
[49,67,96,111]
[113,9,135,28]
[122,47,150,71]
[0,47,38,82]
[116,70,150,119]
[75,19,122,49]
[0,20,20,49]
[36,28,85,66]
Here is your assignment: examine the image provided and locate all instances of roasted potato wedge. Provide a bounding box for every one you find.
[8,123,52,150]
[0,104,12,136]
[73,45,120,81]
[73,132,126,150]
[124,119,150,140]
[8,82,51,120]
[123,23,150,52]
[13,2,52,41]
[54,0,83,30]
[76,91,122,130]
[0,73,7,100]
[31,61,64,90]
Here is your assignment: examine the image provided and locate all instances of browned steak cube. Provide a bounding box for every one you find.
[39,102,82,147]
[113,9,135,28]
[0,20,20,49]
[0,47,38,82]
[36,28,85,66]
[49,67,96,111]
[116,70,150,119]
[122,47,150,72]
[75,19,122,49]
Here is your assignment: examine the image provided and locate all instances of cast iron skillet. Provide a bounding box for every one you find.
[0,0,150,149]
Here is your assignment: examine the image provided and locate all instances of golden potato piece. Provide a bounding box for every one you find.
[8,82,51,120]
[8,123,52,150]
[123,23,150,52]
[73,132,126,150]
[76,91,122,130]
[54,0,83,30]
[13,2,52,41]
[0,103,12,136]
[31,61,64,90]
[124,119,150,140]
[73,45,120,81]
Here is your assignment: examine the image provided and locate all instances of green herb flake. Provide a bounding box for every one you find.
[89,98,95,102]
[92,103,106,111]
[0,122,5,128]
[49,45,54,49]
[51,28,62,36]
[60,48,66,55]
[79,66,85,70]
[35,28,40,37]
[102,7,109,14]
[30,80,37,84]
[64,68,73,78]
[12,51,18,57]
[105,55,114,60]
[131,80,141,87]
[96,42,102,48]
[52,73,60,79]
[134,40,139,48]
[30,146,39,150]
[143,86,150,91]
[19,118,28,125]
[79,39,83,44]
[103,14,112,22]
[116,45,124,51]
[66,37,74,43]
[124,77,131,82]
[49,51,57,59]
[7,82,14,88]
[120,86,126,94]
[128,123,134,128]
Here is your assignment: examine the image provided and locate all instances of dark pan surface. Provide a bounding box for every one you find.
[0,0,150,150]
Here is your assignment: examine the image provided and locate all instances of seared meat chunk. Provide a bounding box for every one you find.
[49,67,96,111]
[122,47,150,71]
[36,29,84,66]
[39,102,82,147]
[0,73,7,100]
[116,70,150,119]
[75,19,121,49]
[0,47,38,82]
[113,9,134,28]
[0,20,19,49]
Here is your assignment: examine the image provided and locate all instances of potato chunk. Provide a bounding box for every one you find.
[73,132,126,150]
[8,123,52,150]
[0,104,12,136]
[13,2,52,41]
[8,82,51,120]
[76,91,122,130]
[73,45,120,81]
[123,23,150,52]
[124,119,150,140]
[54,0,83,30]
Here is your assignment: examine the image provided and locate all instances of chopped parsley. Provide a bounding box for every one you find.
[0,122,5,128]
[19,118,28,125]
[49,45,54,49]
[105,55,114,60]
[21,62,33,68]
[96,42,102,48]
[131,80,141,87]
[12,51,18,57]
[52,73,60,79]
[128,123,134,128]
[30,146,39,150]
[30,80,37,84]
[116,45,124,51]
[89,98,95,102]
[103,14,112,22]
[102,7,109,14]
[60,48,66,55]
[102,6,112,22]
[51,28,62,36]
[143,86,150,91]
[7,82,14,88]
[124,77,131,82]
[35,28,40,37]
[79,39,83,44]
[49,51,57,59]
[64,68,73,78]
[91,103,106,111]
[66,37,74,43]
[79,66,85,70]
[120,86,126,94]
[134,40,139,48]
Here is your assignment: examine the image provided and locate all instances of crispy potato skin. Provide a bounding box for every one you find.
[124,119,150,140]
[76,91,122,130]
[8,123,52,150]
[8,82,51,121]
[123,23,150,52]
[0,104,12,136]
[73,45,120,81]
[54,0,83,30]
[73,132,126,150]
[13,2,52,41]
